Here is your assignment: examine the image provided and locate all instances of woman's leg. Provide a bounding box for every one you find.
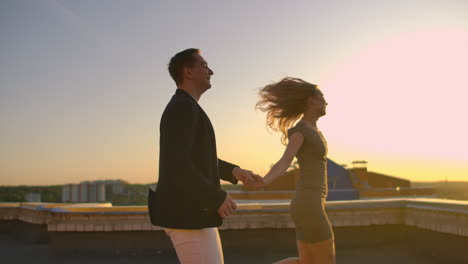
[272,238,335,264]
[297,238,335,264]
[272,257,300,264]
[164,227,224,264]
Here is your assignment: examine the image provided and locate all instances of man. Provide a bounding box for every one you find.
[148,48,259,264]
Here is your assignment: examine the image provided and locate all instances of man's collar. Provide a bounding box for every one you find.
[176,88,198,103]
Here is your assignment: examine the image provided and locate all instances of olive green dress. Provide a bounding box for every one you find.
[288,121,334,243]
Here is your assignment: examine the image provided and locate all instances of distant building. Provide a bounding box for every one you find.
[25,193,41,202]
[62,181,106,203]
[243,159,433,200]
[96,183,106,202]
[349,160,410,189]
[97,180,127,195]
[80,181,89,202]
[110,181,126,195]
[62,185,70,202]
[89,183,97,202]
[71,184,79,202]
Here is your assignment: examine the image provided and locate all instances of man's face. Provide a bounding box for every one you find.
[189,54,214,90]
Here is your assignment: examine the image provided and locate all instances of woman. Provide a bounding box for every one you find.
[256,77,335,264]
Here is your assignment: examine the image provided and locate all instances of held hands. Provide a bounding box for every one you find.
[218,168,264,219]
[218,168,266,218]
[217,194,237,218]
[248,176,266,188]
[233,167,265,188]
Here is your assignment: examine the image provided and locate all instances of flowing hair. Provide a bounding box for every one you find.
[256,77,320,145]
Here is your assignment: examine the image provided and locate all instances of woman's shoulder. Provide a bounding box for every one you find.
[288,122,307,137]
[288,121,319,141]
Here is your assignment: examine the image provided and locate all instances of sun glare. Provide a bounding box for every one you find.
[321,29,468,180]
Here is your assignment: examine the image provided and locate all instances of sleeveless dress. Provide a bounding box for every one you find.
[288,121,334,243]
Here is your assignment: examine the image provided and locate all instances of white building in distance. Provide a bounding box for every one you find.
[62,181,106,203]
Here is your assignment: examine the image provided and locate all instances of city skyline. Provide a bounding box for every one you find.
[1,0,467,185]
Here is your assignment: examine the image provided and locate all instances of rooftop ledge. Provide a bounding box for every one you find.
[1,198,467,237]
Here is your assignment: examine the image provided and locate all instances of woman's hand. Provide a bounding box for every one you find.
[246,175,266,189]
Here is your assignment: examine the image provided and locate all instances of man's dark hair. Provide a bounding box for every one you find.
[168,48,200,86]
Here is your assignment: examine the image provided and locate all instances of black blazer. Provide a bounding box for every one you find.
[148,89,238,229]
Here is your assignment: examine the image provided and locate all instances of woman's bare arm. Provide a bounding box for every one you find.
[263,132,304,185]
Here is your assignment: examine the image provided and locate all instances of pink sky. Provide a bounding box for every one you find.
[1,1,467,185]
[318,28,468,180]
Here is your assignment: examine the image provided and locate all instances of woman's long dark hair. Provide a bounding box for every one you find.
[256,77,319,145]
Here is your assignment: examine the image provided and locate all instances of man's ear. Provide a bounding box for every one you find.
[183,67,192,81]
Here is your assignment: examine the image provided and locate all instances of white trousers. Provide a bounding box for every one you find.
[164,227,224,264]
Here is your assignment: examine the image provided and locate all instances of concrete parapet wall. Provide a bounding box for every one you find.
[404,199,468,237]
[1,198,467,238]
[229,191,293,200]
[359,188,435,198]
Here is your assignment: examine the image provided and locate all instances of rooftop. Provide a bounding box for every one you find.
[1,198,467,263]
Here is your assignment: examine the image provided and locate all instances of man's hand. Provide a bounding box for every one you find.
[218,194,237,218]
[233,167,261,185]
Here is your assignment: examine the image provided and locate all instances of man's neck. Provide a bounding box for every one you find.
[178,85,203,102]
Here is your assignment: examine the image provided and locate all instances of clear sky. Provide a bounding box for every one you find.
[1,0,467,185]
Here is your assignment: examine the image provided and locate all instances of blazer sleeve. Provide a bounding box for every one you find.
[218,159,239,184]
[161,99,226,210]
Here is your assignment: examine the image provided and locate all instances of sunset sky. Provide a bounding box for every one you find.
[1,0,467,185]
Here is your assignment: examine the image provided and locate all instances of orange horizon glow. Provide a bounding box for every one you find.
[1,1,467,186]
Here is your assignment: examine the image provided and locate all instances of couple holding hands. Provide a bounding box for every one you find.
[148,48,335,264]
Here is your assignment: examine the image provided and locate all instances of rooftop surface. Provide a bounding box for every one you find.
[0,233,437,264]
[1,198,467,263]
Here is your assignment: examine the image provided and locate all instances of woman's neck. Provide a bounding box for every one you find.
[300,114,319,130]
